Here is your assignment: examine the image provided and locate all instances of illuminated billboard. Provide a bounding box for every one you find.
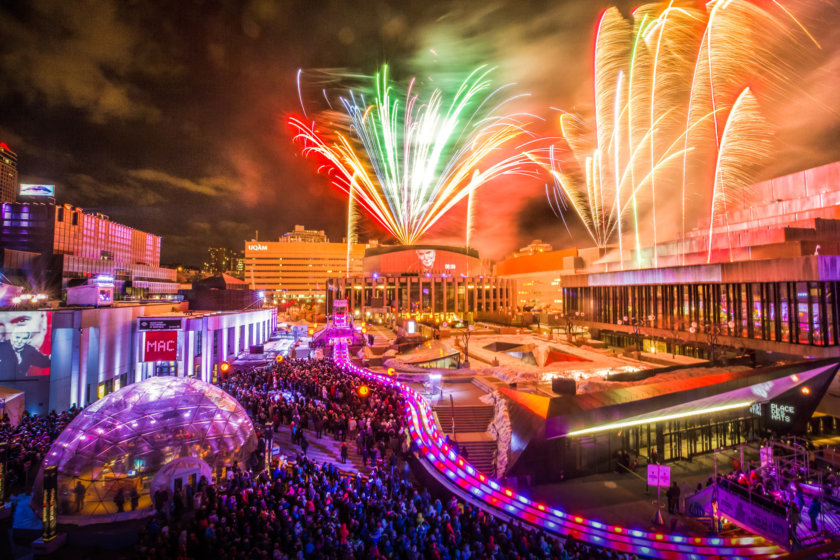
[143,330,178,362]
[19,184,55,197]
[363,245,483,275]
[0,311,52,379]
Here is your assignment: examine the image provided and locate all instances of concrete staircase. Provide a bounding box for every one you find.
[433,404,497,476]
[434,405,495,433]
[457,439,497,476]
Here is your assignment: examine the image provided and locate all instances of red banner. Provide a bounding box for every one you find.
[143,331,178,362]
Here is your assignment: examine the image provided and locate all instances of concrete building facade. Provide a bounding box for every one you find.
[1,303,276,416]
[244,225,367,302]
[333,245,515,319]
[0,142,17,203]
[1,201,178,298]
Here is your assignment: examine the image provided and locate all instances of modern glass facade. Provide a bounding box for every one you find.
[0,201,176,297]
[334,274,516,317]
[561,256,840,357]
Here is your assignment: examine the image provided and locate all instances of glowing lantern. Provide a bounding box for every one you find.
[386,367,396,377]
[275,355,285,363]
[220,362,231,374]
[357,385,370,398]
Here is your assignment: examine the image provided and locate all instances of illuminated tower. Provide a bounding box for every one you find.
[0,142,17,203]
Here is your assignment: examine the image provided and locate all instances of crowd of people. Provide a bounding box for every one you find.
[134,453,641,560]
[710,445,836,544]
[0,406,81,494]
[134,356,643,559]
[220,357,408,468]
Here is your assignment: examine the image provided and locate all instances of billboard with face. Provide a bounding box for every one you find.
[364,246,483,276]
[19,184,55,197]
[0,311,52,379]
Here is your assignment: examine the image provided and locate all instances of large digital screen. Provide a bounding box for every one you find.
[365,247,481,275]
[0,311,52,379]
[143,330,178,362]
[19,184,55,197]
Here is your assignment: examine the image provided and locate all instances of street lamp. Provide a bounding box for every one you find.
[560,311,586,341]
[618,314,656,351]
[690,319,735,365]
[461,324,474,369]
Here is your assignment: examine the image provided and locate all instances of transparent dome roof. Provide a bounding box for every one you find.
[35,376,257,520]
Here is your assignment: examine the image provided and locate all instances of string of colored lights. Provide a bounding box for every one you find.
[330,337,784,560]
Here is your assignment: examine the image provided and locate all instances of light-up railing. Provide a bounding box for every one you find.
[332,340,784,560]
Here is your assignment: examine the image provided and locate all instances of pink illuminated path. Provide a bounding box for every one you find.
[332,339,784,560]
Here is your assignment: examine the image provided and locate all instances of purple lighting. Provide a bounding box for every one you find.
[331,339,779,559]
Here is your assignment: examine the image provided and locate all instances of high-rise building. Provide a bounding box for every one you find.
[0,201,177,298]
[0,142,18,203]
[244,226,367,302]
[203,247,244,279]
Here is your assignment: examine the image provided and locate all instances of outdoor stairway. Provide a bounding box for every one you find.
[457,439,497,476]
[370,334,392,346]
[434,405,495,434]
[433,405,498,476]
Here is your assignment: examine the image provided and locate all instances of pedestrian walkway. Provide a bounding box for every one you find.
[526,450,751,537]
[270,423,384,476]
[367,324,396,345]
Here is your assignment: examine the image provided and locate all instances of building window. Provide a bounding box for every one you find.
[71,212,78,225]
[154,362,178,376]
[57,207,64,221]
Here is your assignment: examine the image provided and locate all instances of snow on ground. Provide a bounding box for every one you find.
[463,333,648,385]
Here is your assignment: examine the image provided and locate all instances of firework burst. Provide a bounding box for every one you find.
[545,0,815,265]
[289,66,541,246]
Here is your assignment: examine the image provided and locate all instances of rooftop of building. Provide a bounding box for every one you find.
[363,243,480,258]
[499,160,840,279]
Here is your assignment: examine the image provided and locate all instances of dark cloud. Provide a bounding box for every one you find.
[0,0,166,123]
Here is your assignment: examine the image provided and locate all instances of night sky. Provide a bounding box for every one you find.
[1,0,839,266]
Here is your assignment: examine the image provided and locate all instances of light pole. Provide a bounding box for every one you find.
[461,324,474,368]
[690,320,735,365]
[560,311,585,341]
[618,314,656,352]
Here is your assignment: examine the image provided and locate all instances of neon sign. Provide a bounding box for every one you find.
[769,403,794,423]
[248,243,267,251]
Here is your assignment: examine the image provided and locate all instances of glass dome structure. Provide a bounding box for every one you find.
[33,376,257,522]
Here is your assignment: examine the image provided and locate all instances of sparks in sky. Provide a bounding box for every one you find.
[544,0,816,266]
[289,65,541,246]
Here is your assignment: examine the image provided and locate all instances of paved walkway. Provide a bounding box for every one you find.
[269,423,395,476]
[526,449,753,536]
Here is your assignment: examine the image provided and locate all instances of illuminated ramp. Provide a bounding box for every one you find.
[334,341,785,560]
[686,482,788,547]
[716,481,788,547]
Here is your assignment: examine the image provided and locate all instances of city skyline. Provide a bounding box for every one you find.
[1,0,839,266]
